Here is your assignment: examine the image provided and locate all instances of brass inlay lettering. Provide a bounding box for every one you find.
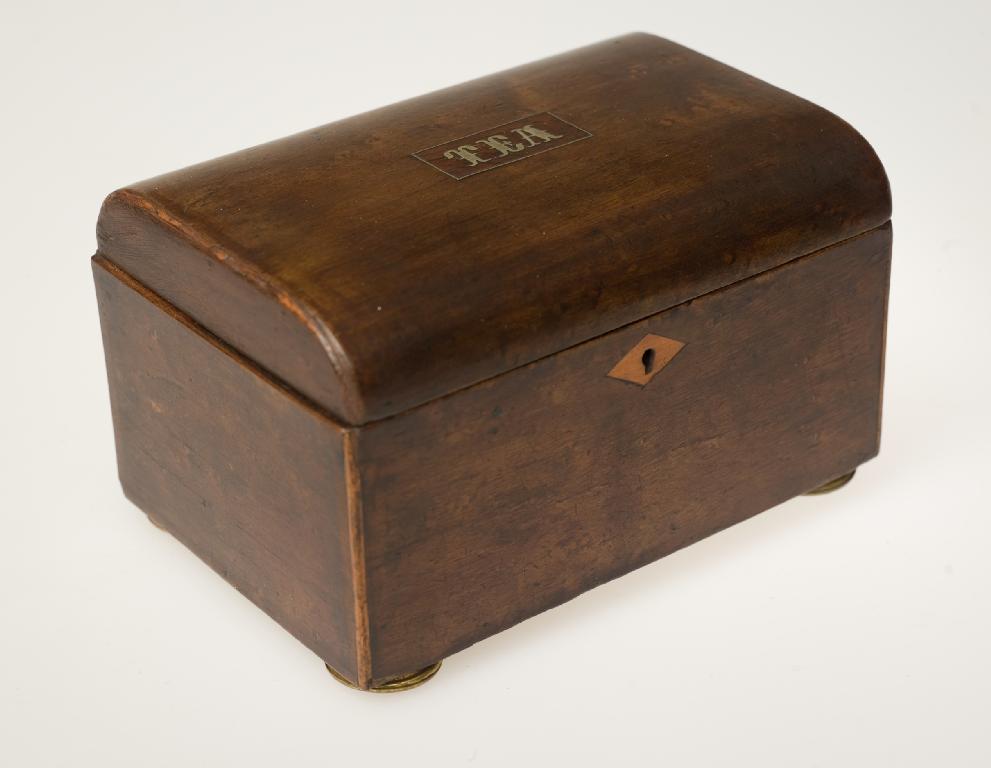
[412,113,591,179]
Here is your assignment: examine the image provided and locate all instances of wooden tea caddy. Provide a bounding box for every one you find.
[93,33,891,691]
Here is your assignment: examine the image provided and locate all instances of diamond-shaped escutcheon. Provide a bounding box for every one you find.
[607,334,685,387]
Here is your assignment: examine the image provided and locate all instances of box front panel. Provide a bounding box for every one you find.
[358,226,891,679]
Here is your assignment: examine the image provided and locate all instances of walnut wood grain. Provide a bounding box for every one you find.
[91,34,892,688]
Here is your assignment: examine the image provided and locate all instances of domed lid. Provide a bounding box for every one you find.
[97,33,890,425]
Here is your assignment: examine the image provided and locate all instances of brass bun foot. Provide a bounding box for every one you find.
[805,469,856,495]
[146,513,167,530]
[326,661,442,693]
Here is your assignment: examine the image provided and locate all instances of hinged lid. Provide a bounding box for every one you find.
[97,33,890,426]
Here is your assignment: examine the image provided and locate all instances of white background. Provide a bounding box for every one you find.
[2,1,989,766]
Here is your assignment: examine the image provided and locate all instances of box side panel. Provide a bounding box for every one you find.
[359,225,892,679]
[93,257,359,681]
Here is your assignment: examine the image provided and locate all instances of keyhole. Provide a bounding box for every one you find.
[642,348,656,374]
